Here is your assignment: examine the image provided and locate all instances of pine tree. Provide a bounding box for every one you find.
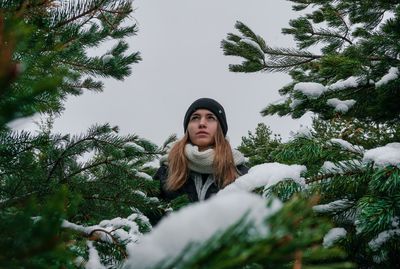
[0,0,140,127]
[222,0,400,267]
[238,123,282,167]
[0,1,165,268]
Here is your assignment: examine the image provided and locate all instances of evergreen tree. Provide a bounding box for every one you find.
[222,0,400,267]
[0,1,166,268]
[238,123,282,167]
[0,0,140,127]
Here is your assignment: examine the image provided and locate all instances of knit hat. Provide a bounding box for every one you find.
[183,98,228,136]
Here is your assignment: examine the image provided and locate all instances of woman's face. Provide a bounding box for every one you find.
[187,109,218,151]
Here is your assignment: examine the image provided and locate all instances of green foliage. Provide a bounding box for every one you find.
[156,196,353,269]
[0,1,167,267]
[0,0,140,126]
[0,122,165,267]
[229,1,400,264]
[222,0,400,122]
[0,187,75,269]
[238,123,281,166]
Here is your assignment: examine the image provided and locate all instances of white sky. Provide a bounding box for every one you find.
[15,0,312,147]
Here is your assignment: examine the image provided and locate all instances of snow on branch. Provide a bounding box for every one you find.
[86,241,106,269]
[294,82,326,99]
[328,138,364,154]
[240,38,265,56]
[221,162,307,194]
[135,171,152,180]
[62,212,145,246]
[363,142,400,168]
[327,76,362,91]
[124,191,282,269]
[375,67,399,87]
[289,125,313,139]
[313,199,354,214]
[321,160,363,174]
[368,229,400,251]
[323,227,347,248]
[326,98,356,113]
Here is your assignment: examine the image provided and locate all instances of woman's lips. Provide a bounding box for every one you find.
[196,131,209,136]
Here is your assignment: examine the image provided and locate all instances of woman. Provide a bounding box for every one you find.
[154,98,248,203]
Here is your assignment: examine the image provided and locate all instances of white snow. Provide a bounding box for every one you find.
[313,199,354,214]
[149,197,160,203]
[126,142,145,152]
[62,212,144,244]
[293,82,326,98]
[363,142,400,167]
[85,241,106,269]
[268,97,288,106]
[323,227,347,247]
[375,67,399,87]
[320,160,362,174]
[328,76,360,91]
[124,191,282,269]
[290,98,303,109]
[368,229,400,251]
[141,159,160,169]
[376,11,396,30]
[289,125,313,139]
[326,98,356,113]
[329,138,364,154]
[74,256,85,267]
[240,38,265,56]
[392,217,399,228]
[220,162,306,194]
[101,54,113,64]
[133,190,146,197]
[321,161,344,174]
[135,171,152,180]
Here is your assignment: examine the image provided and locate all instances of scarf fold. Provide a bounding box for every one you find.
[184,143,245,174]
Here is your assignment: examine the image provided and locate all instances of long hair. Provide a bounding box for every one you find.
[165,124,239,191]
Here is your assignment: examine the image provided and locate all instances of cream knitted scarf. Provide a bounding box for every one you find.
[184,144,246,174]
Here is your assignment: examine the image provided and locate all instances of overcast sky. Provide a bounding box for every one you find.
[17,0,312,147]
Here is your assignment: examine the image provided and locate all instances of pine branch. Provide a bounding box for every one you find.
[265,47,322,59]
[311,29,353,45]
[263,58,316,72]
[88,228,128,258]
[46,135,97,182]
[306,169,362,184]
[62,158,111,182]
[54,0,108,29]
[59,59,108,73]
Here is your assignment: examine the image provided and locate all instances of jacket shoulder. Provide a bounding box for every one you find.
[236,164,249,176]
[154,165,168,183]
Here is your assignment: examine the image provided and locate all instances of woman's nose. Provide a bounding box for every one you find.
[199,117,207,126]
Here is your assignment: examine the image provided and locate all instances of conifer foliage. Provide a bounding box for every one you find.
[0,0,141,126]
[0,1,163,268]
[223,0,400,268]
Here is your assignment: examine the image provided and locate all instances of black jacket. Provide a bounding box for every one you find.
[154,164,249,203]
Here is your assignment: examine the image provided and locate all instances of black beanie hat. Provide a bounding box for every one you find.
[183,98,228,136]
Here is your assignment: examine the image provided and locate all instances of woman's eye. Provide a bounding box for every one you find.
[207,115,216,121]
[190,115,199,121]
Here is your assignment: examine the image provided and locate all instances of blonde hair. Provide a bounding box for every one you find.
[166,125,239,191]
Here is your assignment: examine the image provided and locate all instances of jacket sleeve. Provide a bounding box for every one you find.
[153,165,169,200]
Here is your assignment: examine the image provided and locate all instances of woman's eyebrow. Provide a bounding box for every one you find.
[191,112,215,117]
